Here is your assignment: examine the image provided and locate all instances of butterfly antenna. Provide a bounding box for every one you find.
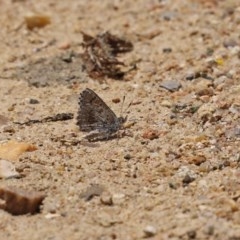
[122,95,134,117]
[120,95,126,117]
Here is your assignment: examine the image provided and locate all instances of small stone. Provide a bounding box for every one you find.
[0,159,21,179]
[177,166,197,185]
[186,71,201,81]
[185,70,210,81]
[124,154,132,160]
[112,98,121,104]
[223,39,238,48]
[25,13,51,30]
[143,225,157,237]
[61,51,74,63]
[29,99,39,104]
[45,213,61,219]
[0,186,45,215]
[100,192,113,205]
[196,88,214,97]
[162,48,172,53]
[182,174,195,185]
[160,80,182,92]
[188,155,206,165]
[199,162,212,173]
[161,100,172,108]
[169,182,178,190]
[161,11,176,21]
[187,230,197,239]
[142,129,159,140]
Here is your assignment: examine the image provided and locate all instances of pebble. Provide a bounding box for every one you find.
[187,155,206,165]
[143,225,157,237]
[124,154,132,160]
[223,39,238,48]
[112,98,121,104]
[142,129,159,140]
[182,174,195,185]
[196,88,214,97]
[160,80,182,92]
[185,70,211,81]
[29,98,40,104]
[187,230,197,239]
[199,162,212,173]
[0,159,21,179]
[162,47,172,53]
[100,192,113,206]
[177,166,197,185]
[24,13,51,30]
[0,186,45,215]
[161,100,172,108]
[45,213,61,219]
[161,11,177,21]
[61,51,74,63]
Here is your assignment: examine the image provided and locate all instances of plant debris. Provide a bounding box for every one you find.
[14,113,73,126]
[81,31,133,80]
[0,186,45,215]
[0,140,37,161]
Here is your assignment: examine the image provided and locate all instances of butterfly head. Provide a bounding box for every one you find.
[118,116,127,127]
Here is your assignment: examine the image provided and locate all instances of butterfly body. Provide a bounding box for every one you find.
[77,88,126,140]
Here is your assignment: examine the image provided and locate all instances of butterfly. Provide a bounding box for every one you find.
[77,88,127,141]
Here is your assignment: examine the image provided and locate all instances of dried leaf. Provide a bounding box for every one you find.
[0,140,37,161]
[81,32,133,80]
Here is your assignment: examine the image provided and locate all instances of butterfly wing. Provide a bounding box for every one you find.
[77,88,119,132]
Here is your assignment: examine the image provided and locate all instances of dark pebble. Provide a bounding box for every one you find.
[160,80,182,92]
[162,48,172,53]
[182,174,195,185]
[124,154,132,160]
[187,230,197,239]
[29,99,39,104]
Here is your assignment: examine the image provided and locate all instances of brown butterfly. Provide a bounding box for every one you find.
[77,88,126,141]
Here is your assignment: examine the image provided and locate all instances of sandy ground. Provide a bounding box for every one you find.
[0,0,240,239]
